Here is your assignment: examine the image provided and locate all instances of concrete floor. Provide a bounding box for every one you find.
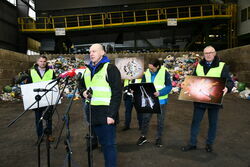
[0,94,249,167]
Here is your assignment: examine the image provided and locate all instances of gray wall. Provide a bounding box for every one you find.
[218,44,250,86]
[238,0,250,36]
[0,0,30,53]
[0,0,18,51]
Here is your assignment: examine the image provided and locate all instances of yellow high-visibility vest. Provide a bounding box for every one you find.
[196,62,225,77]
[84,63,111,105]
[31,69,53,83]
[145,67,168,100]
[124,78,142,87]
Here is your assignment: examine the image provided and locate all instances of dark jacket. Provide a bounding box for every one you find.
[193,56,234,109]
[79,56,122,125]
[26,64,56,84]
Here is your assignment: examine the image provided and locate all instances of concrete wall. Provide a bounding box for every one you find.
[238,0,250,36]
[0,1,18,51]
[218,44,250,85]
[0,49,34,89]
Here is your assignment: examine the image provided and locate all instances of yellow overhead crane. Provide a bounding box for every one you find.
[18,3,237,47]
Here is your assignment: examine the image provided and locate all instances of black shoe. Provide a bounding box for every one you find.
[155,138,163,147]
[137,136,147,146]
[122,126,130,131]
[205,144,213,152]
[181,145,197,152]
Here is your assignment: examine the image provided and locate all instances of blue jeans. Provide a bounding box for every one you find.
[189,107,219,146]
[124,97,143,128]
[34,107,52,138]
[141,104,166,139]
[93,124,117,167]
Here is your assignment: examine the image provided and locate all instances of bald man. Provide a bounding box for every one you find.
[79,44,122,167]
[181,45,234,153]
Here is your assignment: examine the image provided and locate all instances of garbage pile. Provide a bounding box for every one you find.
[1,54,249,101]
[163,53,200,94]
[0,56,86,102]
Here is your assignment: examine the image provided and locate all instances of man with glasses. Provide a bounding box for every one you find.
[181,46,234,152]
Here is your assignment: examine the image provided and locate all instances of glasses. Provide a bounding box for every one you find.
[204,52,215,55]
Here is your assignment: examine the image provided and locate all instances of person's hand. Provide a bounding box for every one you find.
[83,90,88,99]
[223,87,228,96]
[154,91,160,97]
[107,117,115,124]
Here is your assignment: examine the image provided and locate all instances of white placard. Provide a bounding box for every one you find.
[21,80,61,110]
[55,28,66,36]
[167,18,177,26]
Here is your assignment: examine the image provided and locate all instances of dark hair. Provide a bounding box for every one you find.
[149,58,161,68]
[38,55,48,61]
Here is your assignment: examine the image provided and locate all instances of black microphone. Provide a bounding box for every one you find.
[86,88,93,100]
[33,88,51,92]
[48,77,62,85]
[76,72,82,81]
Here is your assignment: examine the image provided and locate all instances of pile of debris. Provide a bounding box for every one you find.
[1,54,249,101]
[0,56,85,102]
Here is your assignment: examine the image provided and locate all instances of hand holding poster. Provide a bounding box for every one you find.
[129,83,161,113]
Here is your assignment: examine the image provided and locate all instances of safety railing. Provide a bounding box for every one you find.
[18,4,236,32]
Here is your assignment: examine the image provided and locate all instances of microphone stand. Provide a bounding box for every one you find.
[85,89,93,167]
[36,76,70,167]
[7,81,59,128]
[7,78,61,167]
[54,74,81,167]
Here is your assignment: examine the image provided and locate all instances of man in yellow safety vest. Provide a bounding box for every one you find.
[181,46,234,153]
[26,56,56,141]
[80,44,122,167]
[136,58,172,148]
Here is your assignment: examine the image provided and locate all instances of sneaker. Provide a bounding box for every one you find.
[181,145,197,152]
[136,136,147,146]
[205,144,213,152]
[122,126,130,131]
[155,138,163,147]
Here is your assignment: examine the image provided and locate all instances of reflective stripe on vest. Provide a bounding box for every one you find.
[145,67,168,100]
[31,69,53,83]
[196,62,225,77]
[84,63,111,106]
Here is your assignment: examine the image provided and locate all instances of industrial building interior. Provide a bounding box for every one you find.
[0,0,250,167]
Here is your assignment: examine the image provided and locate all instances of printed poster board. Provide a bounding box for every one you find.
[129,83,161,113]
[178,76,226,104]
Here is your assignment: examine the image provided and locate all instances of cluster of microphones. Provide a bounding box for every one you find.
[33,68,85,92]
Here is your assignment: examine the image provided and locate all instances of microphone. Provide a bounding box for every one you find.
[33,88,51,92]
[59,69,76,78]
[76,72,82,81]
[48,77,62,85]
[86,88,93,100]
[48,69,76,85]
